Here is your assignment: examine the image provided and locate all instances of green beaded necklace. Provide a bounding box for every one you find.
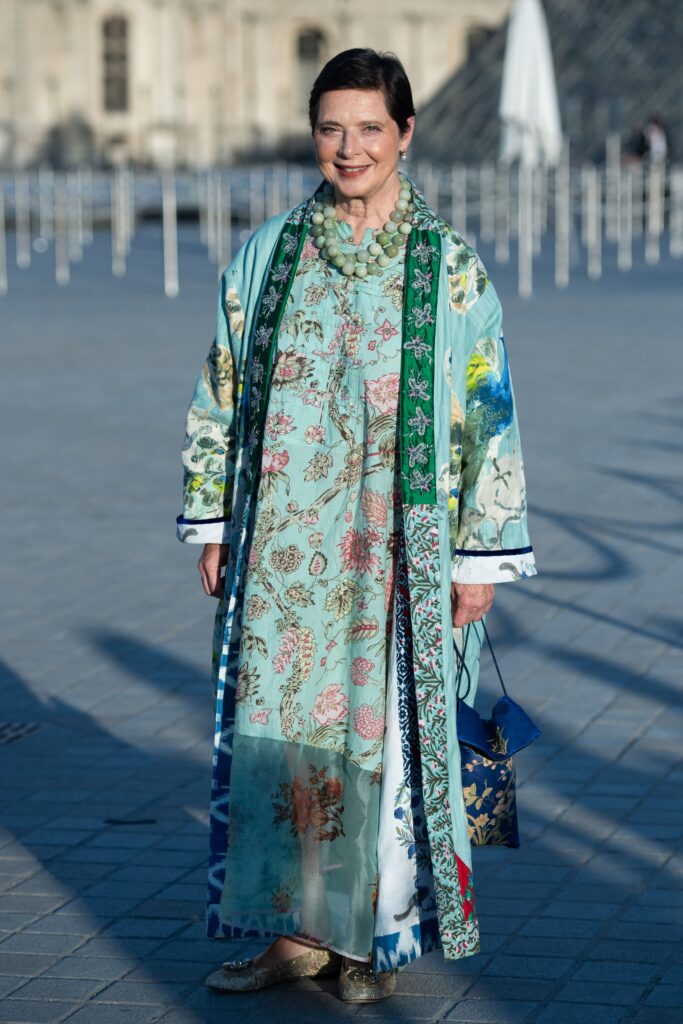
[310,173,415,279]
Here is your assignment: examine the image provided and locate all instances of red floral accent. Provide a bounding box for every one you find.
[456,853,476,923]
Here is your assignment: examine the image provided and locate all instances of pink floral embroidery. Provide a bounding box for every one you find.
[262,448,289,474]
[361,490,388,527]
[272,347,310,388]
[311,683,349,725]
[250,708,273,725]
[265,412,295,438]
[353,705,385,740]
[336,317,363,359]
[364,373,400,415]
[339,528,381,575]
[350,657,374,686]
[300,237,318,261]
[305,425,325,444]
[376,319,399,342]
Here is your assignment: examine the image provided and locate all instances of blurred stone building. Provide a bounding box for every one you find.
[0,0,512,168]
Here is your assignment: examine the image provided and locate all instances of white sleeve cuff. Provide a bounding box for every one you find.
[176,515,230,545]
[451,547,537,584]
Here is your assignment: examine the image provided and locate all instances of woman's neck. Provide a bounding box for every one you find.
[334,174,402,245]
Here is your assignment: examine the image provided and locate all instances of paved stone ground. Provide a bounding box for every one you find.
[1,224,682,1024]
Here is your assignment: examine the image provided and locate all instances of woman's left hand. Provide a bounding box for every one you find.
[450,583,495,627]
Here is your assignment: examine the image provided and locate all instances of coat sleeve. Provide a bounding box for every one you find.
[451,287,537,584]
[176,268,246,545]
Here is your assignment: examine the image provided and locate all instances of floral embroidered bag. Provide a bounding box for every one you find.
[455,623,541,847]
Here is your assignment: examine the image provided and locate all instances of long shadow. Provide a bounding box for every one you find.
[0,656,213,1020]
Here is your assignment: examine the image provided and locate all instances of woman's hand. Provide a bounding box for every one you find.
[198,543,230,598]
[450,583,495,627]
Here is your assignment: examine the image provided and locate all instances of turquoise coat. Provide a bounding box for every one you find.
[177,180,536,969]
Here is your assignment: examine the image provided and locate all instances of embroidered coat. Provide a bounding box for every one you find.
[177,180,536,972]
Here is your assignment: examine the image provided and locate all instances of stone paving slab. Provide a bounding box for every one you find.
[0,225,682,1023]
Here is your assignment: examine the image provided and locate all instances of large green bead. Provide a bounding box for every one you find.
[391,232,402,245]
[314,234,326,248]
[368,242,383,256]
[341,261,356,276]
[311,211,324,225]
[366,262,380,275]
[354,263,368,278]
[377,231,391,246]
[377,254,390,268]
[333,254,346,268]
[398,221,413,235]
[327,243,340,258]
[390,210,403,223]
[383,221,395,233]
[323,206,336,220]
[323,219,335,233]
[356,249,370,263]
[396,198,409,211]
[312,201,324,213]
[385,244,399,258]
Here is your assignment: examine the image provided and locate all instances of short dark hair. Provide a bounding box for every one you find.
[309,48,415,136]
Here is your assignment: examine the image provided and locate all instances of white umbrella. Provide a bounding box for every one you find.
[499,0,562,167]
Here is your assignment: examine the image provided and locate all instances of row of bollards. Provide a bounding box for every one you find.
[0,152,681,300]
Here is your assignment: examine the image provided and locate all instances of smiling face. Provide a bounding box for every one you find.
[312,88,414,205]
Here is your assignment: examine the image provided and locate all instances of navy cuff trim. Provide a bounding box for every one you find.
[455,545,533,557]
[176,514,230,525]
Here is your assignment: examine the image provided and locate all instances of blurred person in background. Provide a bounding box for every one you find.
[644,114,669,163]
[176,48,536,1003]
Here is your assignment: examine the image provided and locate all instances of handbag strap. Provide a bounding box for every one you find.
[453,619,509,700]
[454,624,472,700]
[482,620,508,697]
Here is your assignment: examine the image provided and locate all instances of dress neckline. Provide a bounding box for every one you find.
[336,220,378,248]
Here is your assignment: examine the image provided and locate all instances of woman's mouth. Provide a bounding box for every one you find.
[335,165,370,177]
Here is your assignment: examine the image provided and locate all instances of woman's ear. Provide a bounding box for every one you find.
[401,116,416,155]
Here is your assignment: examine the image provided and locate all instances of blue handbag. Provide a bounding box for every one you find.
[455,622,541,847]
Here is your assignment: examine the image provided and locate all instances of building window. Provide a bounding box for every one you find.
[103,16,129,113]
[297,28,326,116]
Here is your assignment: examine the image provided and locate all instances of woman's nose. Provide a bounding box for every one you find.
[337,132,360,159]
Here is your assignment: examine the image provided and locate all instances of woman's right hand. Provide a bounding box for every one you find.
[198,543,230,598]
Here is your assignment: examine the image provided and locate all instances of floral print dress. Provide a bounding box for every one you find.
[219,224,410,958]
[177,183,537,969]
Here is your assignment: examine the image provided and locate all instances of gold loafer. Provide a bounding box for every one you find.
[205,946,341,992]
[337,956,397,1002]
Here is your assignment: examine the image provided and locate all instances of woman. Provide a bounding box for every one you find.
[177,49,536,1002]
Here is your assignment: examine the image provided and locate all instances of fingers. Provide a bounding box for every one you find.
[451,583,495,627]
[198,553,225,598]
